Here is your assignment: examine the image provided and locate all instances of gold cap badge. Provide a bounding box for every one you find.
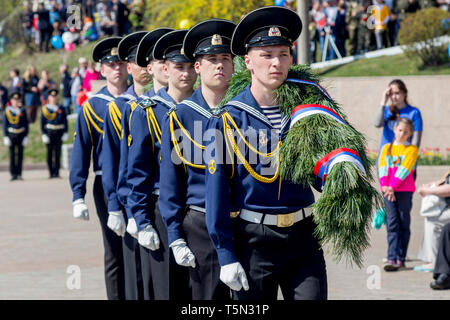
[180,47,185,55]
[211,34,223,46]
[110,47,118,56]
[268,27,281,37]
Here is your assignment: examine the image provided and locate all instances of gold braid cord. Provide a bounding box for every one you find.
[108,102,122,140]
[6,109,20,125]
[82,101,104,144]
[169,111,206,170]
[42,106,57,121]
[221,112,281,184]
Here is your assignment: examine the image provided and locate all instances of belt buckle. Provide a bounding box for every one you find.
[277,213,294,227]
[230,211,240,218]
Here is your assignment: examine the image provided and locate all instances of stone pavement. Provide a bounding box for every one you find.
[0,167,449,300]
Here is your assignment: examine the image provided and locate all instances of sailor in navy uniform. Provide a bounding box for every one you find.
[126,29,196,300]
[119,27,173,300]
[41,88,68,179]
[204,7,328,300]
[69,37,129,300]
[101,31,150,300]
[3,91,28,181]
[158,19,236,300]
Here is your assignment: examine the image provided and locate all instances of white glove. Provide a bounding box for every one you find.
[72,198,89,221]
[170,239,196,268]
[138,225,160,251]
[3,136,11,147]
[220,262,249,292]
[42,134,50,144]
[126,217,138,239]
[22,137,28,146]
[107,211,126,237]
[62,133,68,142]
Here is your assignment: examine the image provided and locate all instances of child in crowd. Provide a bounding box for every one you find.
[378,118,418,271]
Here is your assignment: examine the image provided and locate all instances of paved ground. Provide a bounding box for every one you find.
[0,166,449,300]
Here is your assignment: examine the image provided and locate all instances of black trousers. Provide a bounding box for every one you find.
[9,133,25,178]
[434,222,450,279]
[92,175,126,300]
[182,208,231,300]
[233,216,328,300]
[46,130,63,177]
[122,216,144,300]
[139,245,155,300]
[140,196,191,300]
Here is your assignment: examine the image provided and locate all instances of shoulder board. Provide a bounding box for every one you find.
[151,95,177,109]
[92,93,115,102]
[138,97,155,109]
[180,100,213,119]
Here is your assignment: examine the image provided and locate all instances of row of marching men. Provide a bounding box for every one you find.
[69,6,329,300]
[3,89,68,181]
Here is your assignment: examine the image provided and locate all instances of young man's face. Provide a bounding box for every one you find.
[48,95,58,105]
[245,45,292,91]
[101,61,128,86]
[147,59,168,87]
[164,61,196,92]
[195,53,234,91]
[10,97,21,107]
[127,61,150,86]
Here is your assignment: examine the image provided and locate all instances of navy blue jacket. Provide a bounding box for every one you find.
[204,86,321,266]
[127,87,176,231]
[159,88,215,245]
[69,87,115,202]
[117,88,155,219]
[41,104,68,135]
[101,85,138,213]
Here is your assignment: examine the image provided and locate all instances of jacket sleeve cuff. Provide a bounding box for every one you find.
[216,247,239,267]
[168,229,184,246]
[107,198,121,212]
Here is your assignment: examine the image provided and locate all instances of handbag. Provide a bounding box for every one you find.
[420,184,449,218]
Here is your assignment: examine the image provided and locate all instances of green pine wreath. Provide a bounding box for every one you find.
[222,58,384,268]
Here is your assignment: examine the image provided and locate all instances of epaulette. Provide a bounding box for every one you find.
[138,97,155,109]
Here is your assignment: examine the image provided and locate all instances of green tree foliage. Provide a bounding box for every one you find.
[397,8,450,67]
[144,0,273,29]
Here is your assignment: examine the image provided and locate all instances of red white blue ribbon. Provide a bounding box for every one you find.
[314,148,366,184]
[290,104,347,129]
[286,78,332,100]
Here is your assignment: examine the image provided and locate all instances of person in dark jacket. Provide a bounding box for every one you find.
[60,64,73,114]
[35,3,54,52]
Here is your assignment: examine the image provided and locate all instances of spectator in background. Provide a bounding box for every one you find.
[335,0,348,57]
[38,69,56,106]
[60,64,72,114]
[70,67,82,115]
[371,0,391,50]
[311,0,327,61]
[0,82,8,110]
[406,0,421,13]
[323,0,339,60]
[32,0,40,51]
[23,65,41,123]
[356,0,371,54]
[100,9,115,36]
[78,57,88,78]
[20,1,34,44]
[36,2,54,52]
[346,0,360,56]
[110,0,130,36]
[9,69,24,102]
[82,61,100,93]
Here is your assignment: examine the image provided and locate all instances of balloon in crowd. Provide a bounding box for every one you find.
[51,35,63,49]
